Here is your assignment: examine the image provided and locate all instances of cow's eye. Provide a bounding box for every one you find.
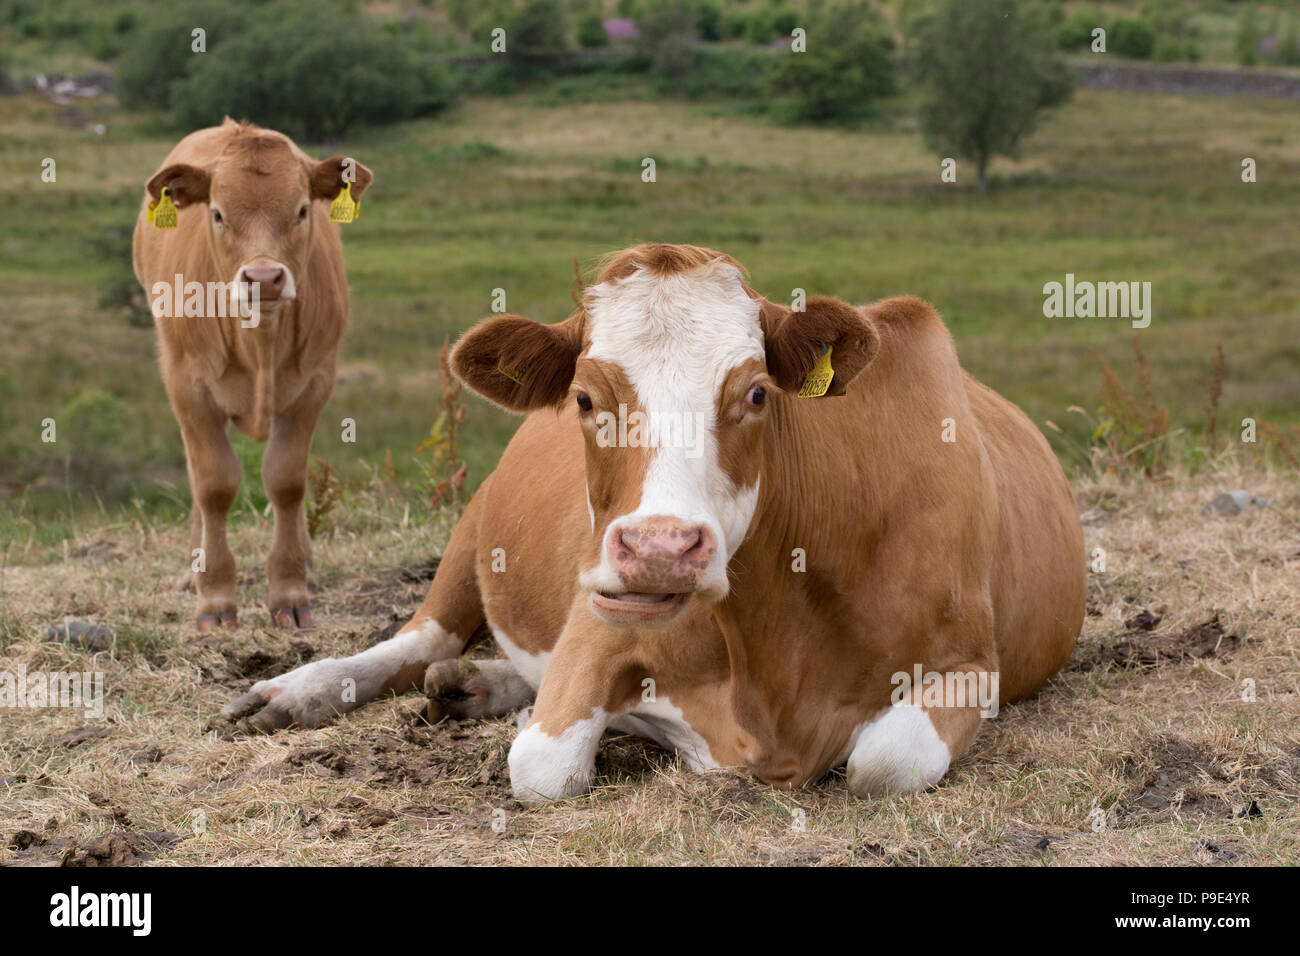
[212,209,223,225]
[298,205,308,221]
[576,394,593,412]
[745,386,766,408]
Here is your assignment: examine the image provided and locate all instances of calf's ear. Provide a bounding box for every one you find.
[450,312,586,413]
[309,155,374,202]
[146,163,211,207]
[762,296,879,397]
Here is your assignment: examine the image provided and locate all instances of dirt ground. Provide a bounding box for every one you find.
[2,466,1297,866]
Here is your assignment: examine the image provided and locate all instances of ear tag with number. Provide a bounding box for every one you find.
[796,344,834,398]
[150,187,178,230]
[329,182,358,223]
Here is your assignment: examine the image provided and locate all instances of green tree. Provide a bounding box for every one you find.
[916,0,1072,193]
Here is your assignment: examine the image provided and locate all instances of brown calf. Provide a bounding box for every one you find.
[133,118,372,631]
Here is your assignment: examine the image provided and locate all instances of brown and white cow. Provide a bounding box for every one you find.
[133,118,372,632]
[223,243,1084,801]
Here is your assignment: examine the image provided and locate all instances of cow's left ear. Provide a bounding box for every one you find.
[762,296,880,397]
[308,155,374,202]
[147,163,211,207]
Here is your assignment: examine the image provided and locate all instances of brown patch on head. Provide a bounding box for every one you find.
[593,242,746,285]
[573,358,652,535]
[713,357,770,491]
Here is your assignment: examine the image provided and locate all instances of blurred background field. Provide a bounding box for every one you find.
[0,0,1297,551]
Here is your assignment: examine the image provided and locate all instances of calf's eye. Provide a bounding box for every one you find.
[576,394,593,412]
[298,205,309,221]
[212,209,223,224]
[746,386,766,408]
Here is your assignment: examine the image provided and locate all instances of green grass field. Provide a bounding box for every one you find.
[2,76,1298,546]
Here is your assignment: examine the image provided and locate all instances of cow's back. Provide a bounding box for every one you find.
[964,373,1085,699]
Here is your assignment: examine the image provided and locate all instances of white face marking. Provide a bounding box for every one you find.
[844,705,952,796]
[580,261,764,598]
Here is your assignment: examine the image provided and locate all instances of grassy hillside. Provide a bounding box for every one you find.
[2,77,1299,547]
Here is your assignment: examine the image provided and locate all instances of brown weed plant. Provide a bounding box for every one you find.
[415,336,469,510]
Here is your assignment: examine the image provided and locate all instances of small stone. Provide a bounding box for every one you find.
[45,620,114,651]
[1204,490,1253,516]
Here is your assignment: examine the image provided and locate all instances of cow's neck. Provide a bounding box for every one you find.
[712,389,888,776]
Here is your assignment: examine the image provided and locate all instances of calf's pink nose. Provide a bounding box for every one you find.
[239,266,286,300]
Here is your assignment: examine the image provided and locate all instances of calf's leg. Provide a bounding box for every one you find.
[175,386,242,632]
[261,375,330,627]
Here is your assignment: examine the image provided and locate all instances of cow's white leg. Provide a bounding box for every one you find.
[845,704,952,796]
[424,656,533,720]
[508,707,608,803]
[221,619,461,731]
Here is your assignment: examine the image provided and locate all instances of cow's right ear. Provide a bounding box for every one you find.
[450,312,586,413]
[146,163,211,207]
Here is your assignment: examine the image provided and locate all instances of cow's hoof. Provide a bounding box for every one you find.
[218,657,352,733]
[196,610,238,633]
[271,605,313,629]
[424,658,533,722]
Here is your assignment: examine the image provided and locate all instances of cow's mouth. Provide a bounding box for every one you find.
[590,589,688,624]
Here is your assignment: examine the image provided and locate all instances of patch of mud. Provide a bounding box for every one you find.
[58,830,182,867]
[198,635,316,683]
[1070,613,1240,671]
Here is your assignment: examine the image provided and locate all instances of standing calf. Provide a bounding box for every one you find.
[133,118,372,631]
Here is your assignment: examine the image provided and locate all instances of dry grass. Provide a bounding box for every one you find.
[1,466,1297,867]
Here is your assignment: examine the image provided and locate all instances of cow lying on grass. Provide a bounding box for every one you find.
[133,119,372,632]
[224,243,1085,801]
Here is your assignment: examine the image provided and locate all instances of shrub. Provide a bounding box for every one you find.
[1109,17,1155,59]
[502,0,571,72]
[168,9,446,141]
[693,0,722,41]
[1057,7,1103,51]
[1235,5,1262,66]
[767,5,895,122]
[577,12,608,47]
[116,4,248,111]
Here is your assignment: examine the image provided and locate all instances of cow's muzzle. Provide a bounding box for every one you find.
[590,516,718,626]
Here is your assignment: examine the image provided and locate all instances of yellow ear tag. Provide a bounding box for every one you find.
[797,345,834,398]
[329,182,358,224]
[496,360,527,385]
[150,187,178,230]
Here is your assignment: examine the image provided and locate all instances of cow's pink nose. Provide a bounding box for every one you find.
[610,517,716,591]
[239,266,286,300]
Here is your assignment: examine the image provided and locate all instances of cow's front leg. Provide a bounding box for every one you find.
[845,660,994,797]
[261,374,331,628]
[175,385,241,632]
[507,611,633,803]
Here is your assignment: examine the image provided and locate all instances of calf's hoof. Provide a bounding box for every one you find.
[271,605,313,628]
[196,609,238,633]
